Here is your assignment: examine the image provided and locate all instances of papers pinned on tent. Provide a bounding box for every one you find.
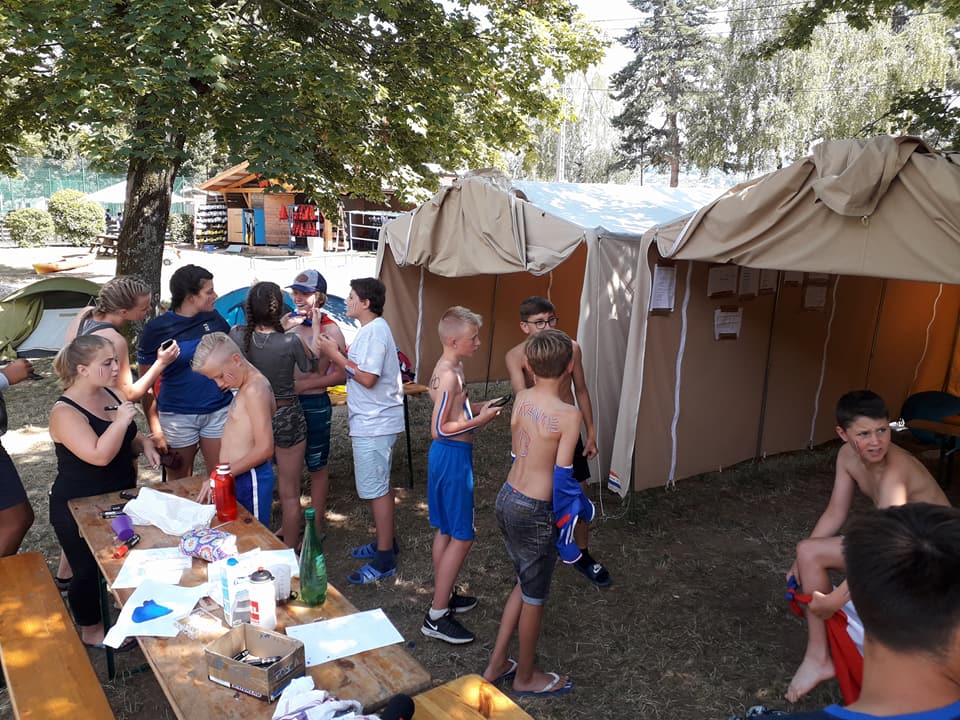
[650,264,677,313]
[803,283,829,310]
[714,307,743,340]
[707,265,738,298]
[759,270,779,295]
[737,267,760,299]
[783,271,804,287]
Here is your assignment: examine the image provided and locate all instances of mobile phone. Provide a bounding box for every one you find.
[119,490,138,500]
[160,338,175,351]
[489,394,512,408]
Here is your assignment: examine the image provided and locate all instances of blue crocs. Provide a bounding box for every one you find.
[347,563,397,585]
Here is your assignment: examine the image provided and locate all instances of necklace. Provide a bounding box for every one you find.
[251,330,273,350]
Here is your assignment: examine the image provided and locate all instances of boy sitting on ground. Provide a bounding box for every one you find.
[482,329,579,697]
[784,390,950,703]
[420,306,504,645]
[192,332,276,526]
[504,296,610,586]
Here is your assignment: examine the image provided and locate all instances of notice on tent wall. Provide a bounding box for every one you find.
[784,271,804,287]
[802,283,829,310]
[759,270,779,294]
[707,265,738,298]
[650,264,677,313]
[738,267,760,299]
[714,306,743,340]
[807,272,830,285]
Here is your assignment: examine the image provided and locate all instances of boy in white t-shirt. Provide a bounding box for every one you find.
[317,278,404,584]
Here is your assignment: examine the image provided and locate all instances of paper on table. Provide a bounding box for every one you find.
[103,578,210,648]
[112,547,192,589]
[285,609,404,667]
[123,485,216,536]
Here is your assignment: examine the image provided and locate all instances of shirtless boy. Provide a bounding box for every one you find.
[192,332,276,526]
[784,390,950,703]
[505,296,610,586]
[420,306,504,645]
[483,329,578,697]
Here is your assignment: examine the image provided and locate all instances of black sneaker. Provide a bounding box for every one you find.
[574,559,612,587]
[448,592,478,614]
[420,610,475,644]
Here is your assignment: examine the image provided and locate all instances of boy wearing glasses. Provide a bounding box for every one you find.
[504,296,611,587]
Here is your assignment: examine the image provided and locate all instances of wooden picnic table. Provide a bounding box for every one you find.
[68,476,431,719]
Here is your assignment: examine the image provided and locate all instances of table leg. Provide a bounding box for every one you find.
[99,572,116,680]
[404,395,414,488]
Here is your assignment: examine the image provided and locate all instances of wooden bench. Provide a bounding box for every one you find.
[93,235,118,256]
[413,675,533,720]
[0,553,113,719]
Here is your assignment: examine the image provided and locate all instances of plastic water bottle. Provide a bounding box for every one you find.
[221,558,250,626]
[299,509,327,605]
[211,464,238,522]
[248,568,277,630]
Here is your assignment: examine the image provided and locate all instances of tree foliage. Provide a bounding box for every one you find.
[3,208,54,247]
[0,0,602,300]
[610,0,718,186]
[47,188,105,245]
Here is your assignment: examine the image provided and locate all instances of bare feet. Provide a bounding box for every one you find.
[785,656,835,702]
[79,623,105,647]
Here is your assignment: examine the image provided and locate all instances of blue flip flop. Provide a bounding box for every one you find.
[514,672,573,697]
[491,658,518,685]
[347,563,397,585]
[350,542,400,560]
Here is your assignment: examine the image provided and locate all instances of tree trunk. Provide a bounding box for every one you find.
[116,148,184,311]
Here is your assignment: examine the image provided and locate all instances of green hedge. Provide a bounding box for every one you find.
[3,208,55,247]
[167,213,194,245]
[47,189,105,246]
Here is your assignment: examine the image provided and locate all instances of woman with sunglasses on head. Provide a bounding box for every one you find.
[49,335,159,649]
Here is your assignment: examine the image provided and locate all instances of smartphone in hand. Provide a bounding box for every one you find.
[489,394,513,408]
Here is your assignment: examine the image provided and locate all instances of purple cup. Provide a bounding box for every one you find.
[111,513,135,542]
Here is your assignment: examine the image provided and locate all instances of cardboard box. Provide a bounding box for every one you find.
[205,624,305,702]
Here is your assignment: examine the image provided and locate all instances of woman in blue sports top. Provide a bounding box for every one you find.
[138,264,231,480]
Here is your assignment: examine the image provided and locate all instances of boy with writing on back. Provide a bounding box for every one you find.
[504,296,611,586]
[483,329,578,697]
[420,306,504,644]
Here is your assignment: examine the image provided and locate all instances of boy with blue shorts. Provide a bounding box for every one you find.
[191,333,276,526]
[420,307,505,645]
[483,329,578,697]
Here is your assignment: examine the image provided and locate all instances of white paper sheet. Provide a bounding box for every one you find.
[103,579,210,648]
[803,284,828,309]
[707,265,738,297]
[738,267,759,298]
[112,547,193,589]
[650,264,677,311]
[714,307,743,340]
[784,271,804,286]
[759,269,779,294]
[285,609,404,667]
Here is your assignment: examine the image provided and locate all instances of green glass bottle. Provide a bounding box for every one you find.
[299,509,327,605]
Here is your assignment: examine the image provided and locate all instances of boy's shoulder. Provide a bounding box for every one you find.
[505,339,528,364]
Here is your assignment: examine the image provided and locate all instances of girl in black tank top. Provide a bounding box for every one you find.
[48,335,160,648]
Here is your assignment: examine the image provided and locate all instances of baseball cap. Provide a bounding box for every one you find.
[288,269,327,294]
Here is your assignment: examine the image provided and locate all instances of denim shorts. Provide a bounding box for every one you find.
[495,482,557,606]
[159,405,230,448]
[300,393,332,471]
[351,434,397,500]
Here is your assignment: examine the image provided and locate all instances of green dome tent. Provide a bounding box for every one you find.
[0,277,101,360]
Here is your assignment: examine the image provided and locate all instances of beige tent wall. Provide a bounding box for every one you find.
[632,263,960,492]
[379,244,587,383]
[864,280,960,415]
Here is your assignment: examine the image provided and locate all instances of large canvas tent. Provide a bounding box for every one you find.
[0,278,101,359]
[377,172,722,491]
[606,135,960,495]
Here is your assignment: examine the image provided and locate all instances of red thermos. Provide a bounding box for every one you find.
[211,464,238,522]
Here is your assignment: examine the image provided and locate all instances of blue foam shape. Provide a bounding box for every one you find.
[132,599,173,623]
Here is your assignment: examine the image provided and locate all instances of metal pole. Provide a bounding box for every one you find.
[865,279,888,387]
[484,275,500,397]
[754,273,782,460]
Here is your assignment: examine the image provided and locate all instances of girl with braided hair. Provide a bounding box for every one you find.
[229,281,316,547]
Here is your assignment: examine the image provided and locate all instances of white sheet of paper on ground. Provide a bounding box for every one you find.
[111,547,193,589]
[285,609,404,667]
[103,578,208,648]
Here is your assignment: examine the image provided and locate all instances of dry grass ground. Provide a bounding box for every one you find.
[2,257,956,719]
